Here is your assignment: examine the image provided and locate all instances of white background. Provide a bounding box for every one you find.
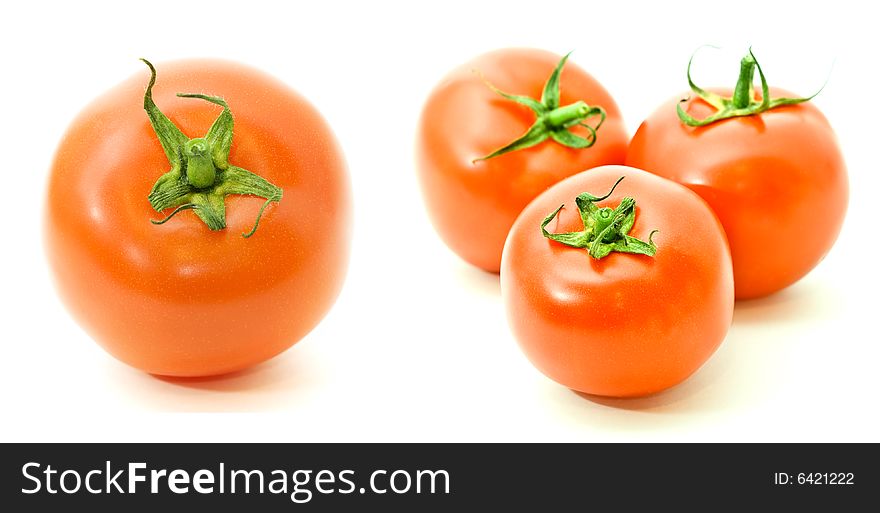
[2,0,877,442]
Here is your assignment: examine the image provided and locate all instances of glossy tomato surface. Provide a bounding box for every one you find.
[45,60,351,377]
[626,89,848,299]
[501,166,733,397]
[417,48,628,272]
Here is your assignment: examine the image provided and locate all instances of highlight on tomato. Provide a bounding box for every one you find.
[501,166,734,397]
[416,48,628,273]
[45,59,351,377]
[626,48,848,299]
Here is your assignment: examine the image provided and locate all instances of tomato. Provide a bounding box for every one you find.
[416,48,628,272]
[501,166,733,397]
[45,59,351,377]
[626,51,848,299]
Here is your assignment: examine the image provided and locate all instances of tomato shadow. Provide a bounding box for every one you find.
[452,261,501,298]
[540,280,845,434]
[570,352,737,414]
[732,279,843,325]
[540,330,759,435]
[109,349,323,412]
[573,385,703,412]
[153,360,292,392]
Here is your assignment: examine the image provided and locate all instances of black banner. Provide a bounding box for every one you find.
[2,443,875,510]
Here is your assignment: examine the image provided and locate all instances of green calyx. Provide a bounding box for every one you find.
[677,47,825,127]
[141,59,282,238]
[473,52,607,162]
[541,176,658,259]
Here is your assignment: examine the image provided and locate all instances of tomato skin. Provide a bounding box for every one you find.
[416,48,628,272]
[626,89,848,299]
[501,166,733,397]
[45,60,351,377]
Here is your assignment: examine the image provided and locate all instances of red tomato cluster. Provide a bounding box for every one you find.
[46,48,846,399]
[417,48,846,397]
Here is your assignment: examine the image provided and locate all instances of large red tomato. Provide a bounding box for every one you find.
[45,59,351,377]
[626,51,848,299]
[417,48,628,272]
[501,166,733,397]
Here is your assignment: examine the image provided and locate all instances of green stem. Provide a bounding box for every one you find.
[593,208,615,235]
[541,176,657,260]
[473,52,607,161]
[184,139,217,189]
[732,54,756,109]
[141,59,283,238]
[676,47,826,127]
[544,101,590,129]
